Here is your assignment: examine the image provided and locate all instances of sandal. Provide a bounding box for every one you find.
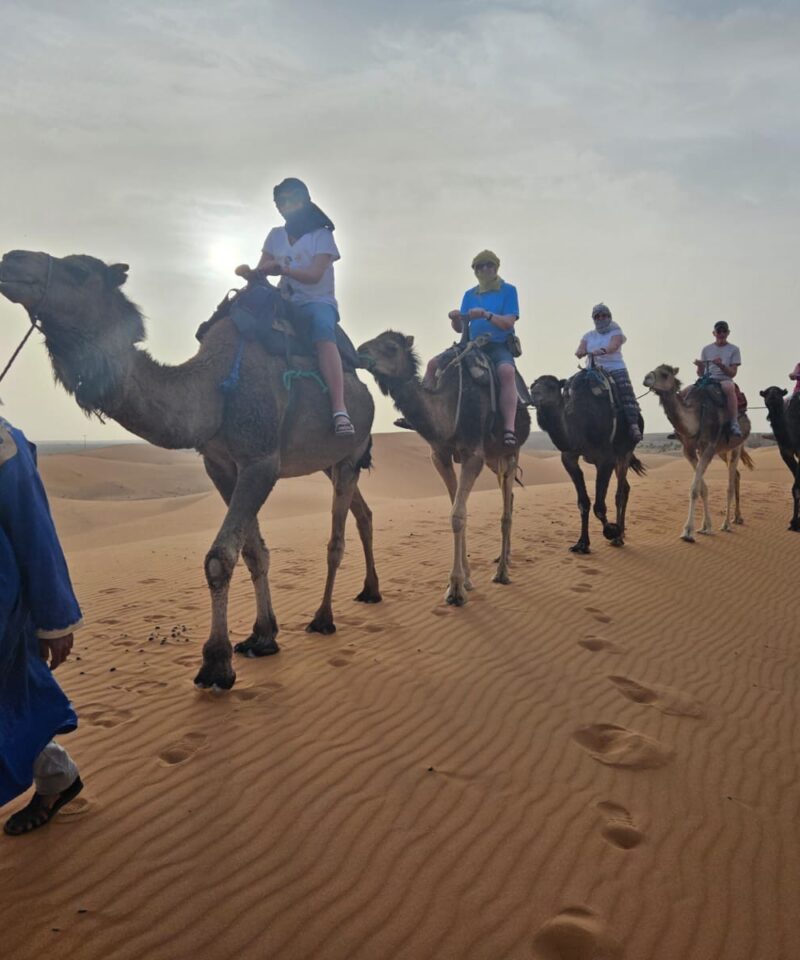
[502,430,517,448]
[333,412,355,437]
[4,776,84,836]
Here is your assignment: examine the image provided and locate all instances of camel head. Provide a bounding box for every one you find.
[529,374,566,409]
[760,386,788,418]
[357,330,419,395]
[0,250,145,413]
[643,364,681,395]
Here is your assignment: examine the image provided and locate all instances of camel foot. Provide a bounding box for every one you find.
[569,542,591,554]
[602,523,622,542]
[680,533,696,543]
[609,537,624,547]
[721,524,733,533]
[306,615,337,635]
[234,635,280,658]
[354,586,382,604]
[445,584,468,606]
[789,522,800,532]
[464,577,474,591]
[193,660,236,691]
[734,517,745,525]
[492,570,511,585]
[697,528,714,536]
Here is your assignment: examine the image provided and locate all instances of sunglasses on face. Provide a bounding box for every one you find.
[593,313,611,320]
[473,262,496,271]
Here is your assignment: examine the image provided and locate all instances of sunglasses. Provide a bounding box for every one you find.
[593,313,611,320]
[473,262,496,270]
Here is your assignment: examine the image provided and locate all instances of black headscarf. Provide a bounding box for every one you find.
[273,178,335,241]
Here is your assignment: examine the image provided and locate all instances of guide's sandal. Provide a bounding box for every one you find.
[333,413,356,437]
[3,776,84,836]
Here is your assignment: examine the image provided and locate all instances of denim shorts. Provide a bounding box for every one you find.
[293,301,338,344]
[480,341,516,368]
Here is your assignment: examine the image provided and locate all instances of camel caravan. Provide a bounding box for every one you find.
[1,183,796,691]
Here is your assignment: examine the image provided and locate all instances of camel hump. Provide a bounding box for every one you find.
[0,420,19,466]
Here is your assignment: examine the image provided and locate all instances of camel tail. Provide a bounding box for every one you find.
[357,437,374,472]
[740,448,755,470]
[630,454,647,477]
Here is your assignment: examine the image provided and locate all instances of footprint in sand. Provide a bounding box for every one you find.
[608,676,705,718]
[232,682,284,701]
[572,723,673,770]
[174,654,198,668]
[570,583,594,593]
[329,649,355,668]
[531,906,621,960]
[158,732,207,766]
[55,795,93,822]
[577,637,624,654]
[596,801,643,850]
[122,679,168,694]
[577,566,601,577]
[585,607,612,624]
[363,624,384,634]
[81,705,133,728]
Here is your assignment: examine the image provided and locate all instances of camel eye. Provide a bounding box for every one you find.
[64,262,90,284]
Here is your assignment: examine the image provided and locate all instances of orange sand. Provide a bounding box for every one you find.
[1,438,797,959]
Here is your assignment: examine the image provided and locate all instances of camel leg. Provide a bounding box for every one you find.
[323,470,382,603]
[493,454,516,585]
[196,456,280,690]
[446,453,484,606]
[349,485,383,603]
[432,449,472,590]
[722,450,740,532]
[561,452,591,554]
[608,460,631,547]
[791,464,800,532]
[733,466,744,524]
[593,461,619,544]
[202,455,281,659]
[307,459,359,634]
[682,447,715,542]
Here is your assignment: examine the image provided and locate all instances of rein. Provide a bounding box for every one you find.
[0,255,52,387]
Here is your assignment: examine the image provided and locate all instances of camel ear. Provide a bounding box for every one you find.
[673,366,679,375]
[782,388,788,396]
[404,335,415,349]
[109,263,129,287]
[559,379,567,389]
[759,390,766,397]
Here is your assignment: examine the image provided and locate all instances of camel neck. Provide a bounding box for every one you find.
[536,403,571,451]
[99,348,227,450]
[390,377,440,442]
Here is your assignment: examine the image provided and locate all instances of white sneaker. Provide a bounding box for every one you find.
[730,420,742,437]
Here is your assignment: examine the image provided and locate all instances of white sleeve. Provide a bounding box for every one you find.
[262,228,279,256]
[311,229,340,262]
[613,324,627,345]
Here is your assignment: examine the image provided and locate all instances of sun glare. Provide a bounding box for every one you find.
[207,238,242,278]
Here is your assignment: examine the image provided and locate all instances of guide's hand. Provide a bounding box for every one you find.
[467,308,485,320]
[234,264,252,279]
[39,633,74,671]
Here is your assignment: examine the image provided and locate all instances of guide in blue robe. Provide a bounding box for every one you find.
[0,417,82,807]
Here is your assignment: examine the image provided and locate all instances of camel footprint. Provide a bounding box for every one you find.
[608,675,705,718]
[531,905,622,959]
[585,607,612,624]
[596,801,643,850]
[577,636,624,654]
[81,704,133,728]
[572,723,673,769]
[158,732,208,766]
[329,649,356,668]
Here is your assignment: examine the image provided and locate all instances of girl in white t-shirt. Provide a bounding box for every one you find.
[575,303,643,443]
[236,178,354,437]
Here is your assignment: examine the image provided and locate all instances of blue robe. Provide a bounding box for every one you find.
[0,418,81,806]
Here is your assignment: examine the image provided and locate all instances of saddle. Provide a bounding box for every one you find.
[195,278,360,371]
[434,336,531,406]
[688,378,748,414]
[563,367,620,411]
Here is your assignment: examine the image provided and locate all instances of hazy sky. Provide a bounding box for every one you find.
[2,0,798,439]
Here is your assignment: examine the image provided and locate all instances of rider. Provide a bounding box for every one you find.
[575,303,643,444]
[236,177,354,437]
[421,250,521,447]
[694,321,743,438]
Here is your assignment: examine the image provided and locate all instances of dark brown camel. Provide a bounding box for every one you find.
[358,331,530,605]
[530,371,645,553]
[760,387,800,531]
[0,250,381,691]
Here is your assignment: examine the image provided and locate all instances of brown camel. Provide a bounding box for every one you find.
[643,364,753,542]
[759,387,800,531]
[0,250,382,690]
[357,330,530,605]
[529,371,645,553]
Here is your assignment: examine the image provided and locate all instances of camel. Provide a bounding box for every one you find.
[529,371,645,553]
[0,250,382,691]
[357,331,530,605]
[759,387,800,531]
[643,364,753,542]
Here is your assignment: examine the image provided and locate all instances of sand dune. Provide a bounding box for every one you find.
[2,438,798,960]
